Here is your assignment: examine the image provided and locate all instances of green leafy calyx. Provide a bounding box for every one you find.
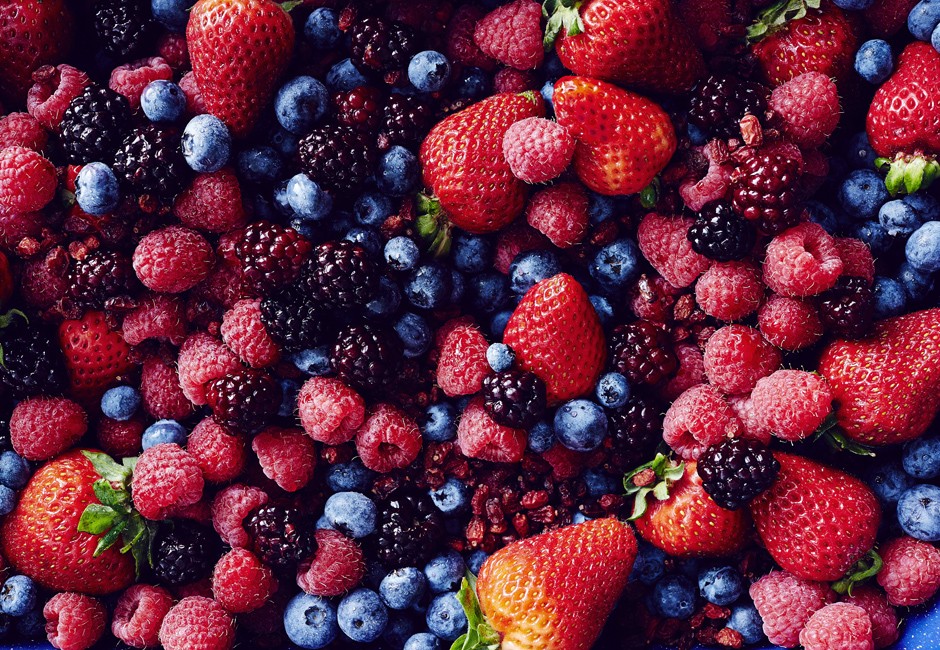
[625,453,685,521]
[746,0,820,43]
[833,550,883,596]
[416,193,453,258]
[876,154,940,196]
[542,0,584,50]
[451,573,500,650]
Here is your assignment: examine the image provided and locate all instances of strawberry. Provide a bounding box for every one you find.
[749,452,881,582]
[863,0,919,38]
[545,0,704,94]
[0,0,73,104]
[502,273,605,405]
[552,76,677,196]
[866,43,940,195]
[187,0,296,138]
[454,518,637,650]
[818,308,940,446]
[58,310,135,403]
[419,91,544,235]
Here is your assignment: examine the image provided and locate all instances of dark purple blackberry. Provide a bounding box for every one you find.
[232,221,313,293]
[606,394,664,471]
[246,505,318,574]
[371,487,445,569]
[58,85,132,165]
[347,16,419,74]
[204,369,282,432]
[150,521,220,586]
[260,285,332,352]
[687,201,756,262]
[301,240,379,311]
[92,0,155,60]
[731,146,803,235]
[331,323,401,394]
[0,312,67,398]
[334,86,384,133]
[298,125,377,193]
[698,438,780,510]
[378,93,434,149]
[688,74,769,140]
[67,250,138,307]
[609,320,678,387]
[112,125,190,202]
[481,370,546,428]
[817,276,875,340]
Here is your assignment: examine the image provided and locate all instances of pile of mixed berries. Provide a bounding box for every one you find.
[1,0,940,649]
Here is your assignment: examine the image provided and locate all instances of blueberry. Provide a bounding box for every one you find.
[898,484,940,541]
[291,346,333,376]
[304,7,341,49]
[903,191,940,221]
[449,269,466,305]
[237,146,282,184]
[652,574,697,619]
[327,59,370,92]
[338,588,388,643]
[806,201,840,232]
[833,0,875,9]
[630,542,666,585]
[395,312,432,358]
[697,566,744,606]
[903,435,940,479]
[509,250,561,295]
[425,592,467,641]
[285,173,332,222]
[377,146,420,196]
[383,615,416,648]
[466,550,488,575]
[452,233,493,274]
[843,132,877,170]
[595,372,630,409]
[278,378,300,418]
[284,592,339,649]
[326,460,375,493]
[315,514,334,531]
[270,127,299,158]
[727,604,765,644]
[408,51,452,93]
[355,192,394,226]
[275,76,329,135]
[380,568,427,610]
[839,169,890,221]
[873,276,907,317]
[910,0,940,40]
[422,403,457,442]
[14,608,43,637]
[456,67,490,100]
[554,399,608,451]
[853,220,895,255]
[879,199,923,236]
[75,162,120,215]
[182,114,231,173]
[404,632,442,650]
[324,492,377,539]
[489,310,512,339]
[933,22,940,53]
[151,0,188,31]
[589,294,614,328]
[899,261,936,300]
[469,271,511,313]
[100,385,140,421]
[906,221,940,272]
[582,469,618,497]
[854,39,893,84]
[140,80,186,123]
[429,478,469,515]
[0,486,15,516]
[0,452,30,490]
[424,551,466,593]
[405,263,452,310]
[0,575,36,617]
[142,419,186,450]
[540,80,555,112]
[590,239,641,292]
[385,236,420,271]
[365,277,402,318]
[527,420,554,453]
[486,343,515,372]
[344,227,382,257]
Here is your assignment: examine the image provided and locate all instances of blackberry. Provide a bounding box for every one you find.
[731,146,803,235]
[609,320,678,387]
[331,323,402,394]
[687,201,756,262]
[334,86,384,133]
[112,125,190,202]
[260,285,332,352]
[298,125,377,193]
[698,438,780,510]
[347,17,419,75]
[205,369,282,432]
[58,85,132,165]
[607,394,665,471]
[371,487,445,569]
[481,370,546,429]
[817,276,875,340]
[92,0,155,61]
[688,74,769,140]
[301,240,379,311]
[67,250,138,307]
[246,505,318,574]
[378,93,434,149]
[232,221,313,293]
[0,311,67,398]
[150,521,219,586]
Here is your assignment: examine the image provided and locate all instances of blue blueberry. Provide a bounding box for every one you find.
[906,221,940,272]
[697,566,744,606]
[879,199,923,236]
[466,550,488,575]
[304,7,341,49]
[540,80,555,112]
[582,469,618,497]
[142,419,186,450]
[853,220,895,255]
[0,575,36,617]
[284,592,338,649]
[140,80,186,123]
[422,403,456,442]
[276,76,329,135]
[489,310,512,339]
[486,343,515,372]
[75,162,120,215]
[452,233,492,274]
[572,512,592,524]
[652,574,697,619]
[449,270,466,305]
[405,263,451,309]
[380,568,427,610]
[903,191,940,221]
[833,0,875,10]
[590,239,641,292]
[365,277,402,318]
[527,420,554,453]
[287,173,332,221]
[554,399,608,451]
[844,132,877,169]
[456,67,490,100]
[100,385,140,421]
[395,312,432,358]
[355,192,394,226]
[384,237,419,272]
[408,51,451,93]
[933,22,940,54]
[898,483,940,541]
[324,492,377,539]
[899,261,936,300]
[855,38,893,83]
[0,486,15,517]
[326,59,370,91]
[404,633,442,650]
[509,250,561,295]
[377,146,420,196]
[237,146,282,184]
[903,435,940,479]
[383,615,416,648]
[291,346,333,376]
[589,294,615,328]
[0,451,30,490]
[727,604,764,645]
[595,372,630,409]
[424,551,466,593]
[182,114,231,173]
[688,122,708,146]
[326,460,375,493]
[425,592,467,642]
[806,200,840,232]
[630,542,666,585]
[469,271,511,313]
[338,588,388,643]
[151,0,188,32]
[910,0,940,40]
[344,227,382,257]
[315,514,334,531]
[873,276,907,317]
[14,608,43,637]
[270,126,299,157]
[429,478,469,515]
[839,169,890,221]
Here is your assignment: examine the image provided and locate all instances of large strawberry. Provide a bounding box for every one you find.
[866,43,940,195]
[553,76,677,196]
[0,0,73,104]
[545,0,704,94]
[503,273,605,405]
[58,310,135,403]
[419,92,544,234]
[750,452,880,582]
[818,308,940,446]
[187,0,296,138]
[454,518,637,650]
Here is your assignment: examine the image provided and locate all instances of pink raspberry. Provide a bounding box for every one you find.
[799,603,873,650]
[628,274,682,323]
[764,223,843,297]
[694,261,763,322]
[758,294,824,351]
[132,443,205,520]
[211,484,268,548]
[122,294,188,346]
[212,548,277,614]
[662,342,705,402]
[0,146,56,213]
[750,571,834,648]
[638,213,711,288]
[525,181,589,248]
[769,73,840,149]
[188,417,247,484]
[252,426,316,492]
[159,597,235,650]
[192,262,252,311]
[456,396,527,463]
[727,394,771,445]
[179,72,207,116]
[297,377,365,445]
[680,140,733,211]
[445,3,497,70]
[133,226,216,293]
[502,117,575,184]
[704,325,781,395]
[877,536,940,606]
[177,333,241,405]
[27,64,90,130]
[436,321,490,397]
[663,384,742,460]
[97,416,145,458]
[140,356,195,421]
[0,112,48,151]
[493,222,548,274]
[541,444,589,480]
[297,529,366,597]
[835,237,875,283]
[473,0,543,70]
[355,403,423,472]
[174,168,247,233]
[221,299,279,368]
[750,369,832,441]
[493,67,536,93]
[843,586,899,649]
[109,57,173,109]
[157,32,189,70]
[44,592,106,650]
[112,584,174,649]
[11,396,87,461]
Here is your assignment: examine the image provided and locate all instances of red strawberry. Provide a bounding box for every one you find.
[0,0,73,104]
[677,0,737,53]
[58,310,135,403]
[749,452,881,582]
[818,308,940,446]
[864,0,919,38]
[546,0,705,94]
[419,92,545,234]
[503,273,605,405]
[187,0,295,138]
[553,76,677,196]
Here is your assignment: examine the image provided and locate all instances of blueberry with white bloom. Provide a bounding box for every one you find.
[287,173,332,221]
[0,575,36,617]
[100,385,141,421]
[0,452,30,490]
[182,114,231,173]
[324,492,377,539]
[75,162,120,215]
[422,403,457,442]
[276,76,329,134]
[338,589,388,643]
[380,568,426,610]
[140,80,186,123]
[424,551,465,593]
[377,146,420,196]
[385,236,420,271]
[429,478,469,515]
[425,593,466,641]
[486,343,515,373]
[855,39,893,84]
[284,593,338,649]
[408,51,451,93]
[595,372,630,409]
[304,7,341,49]
[142,419,186,450]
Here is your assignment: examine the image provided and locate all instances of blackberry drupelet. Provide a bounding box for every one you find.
[0,312,67,398]
[205,369,282,432]
[331,323,402,394]
[378,93,434,149]
[92,0,155,61]
[58,85,132,165]
[67,250,138,308]
[334,86,384,133]
[260,285,332,352]
[112,125,190,202]
[687,201,756,262]
[609,320,678,387]
[688,74,769,140]
[731,146,803,235]
[150,521,219,586]
[817,276,875,340]
[0,409,11,452]
[298,125,377,193]
[246,504,318,574]
[698,438,780,510]
[232,221,313,293]
[301,240,379,311]
[607,394,665,471]
[481,370,546,429]
[347,16,419,74]
[371,487,445,569]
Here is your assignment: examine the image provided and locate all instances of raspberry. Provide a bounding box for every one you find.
[662,384,742,460]
[188,417,247,484]
[769,73,840,149]
[158,597,235,650]
[179,71,207,116]
[251,426,316,492]
[0,146,56,213]
[211,484,269,548]
[174,168,247,234]
[680,140,734,212]
[221,299,280,368]
[763,223,843,298]
[503,117,575,184]
[0,112,48,151]
[109,57,173,110]
[436,321,490,397]
[456,395,527,463]
[1,210,44,253]
[122,294,188,346]
[132,443,205,520]
[493,67,536,93]
[834,237,875,283]
[638,213,711,289]
[799,603,873,650]
[750,370,833,442]
[474,0,543,69]
[703,325,781,395]
[727,394,771,445]
[297,377,366,445]
[525,181,589,248]
[843,586,899,649]
[44,592,106,650]
[355,403,423,473]
[749,571,834,648]
[97,416,145,458]
[662,342,706,402]
[177,333,242,405]
[157,32,189,70]
[11,396,87,461]
[493,222,548,274]
[140,356,195,421]
[112,584,174,649]
[542,443,589,480]
[297,529,366,597]
[446,3,497,70]
[758,294,824,351]
[27,64,90,130]
[694,261,764,322]
[877,536,940,606]
[133,226,216,294]
[212,548,277,614]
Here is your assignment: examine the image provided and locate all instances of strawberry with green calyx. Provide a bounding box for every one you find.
[832,550,883,597]
[415,193,452,258]
[624,452,686,520]
[812,412,877,458]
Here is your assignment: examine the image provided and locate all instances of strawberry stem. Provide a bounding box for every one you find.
[542,0,584,50]
[451,574,500,650]
[877,154,940,196]
[746,0,820,43]
[416,193,453,258]
[832,550,882,596]
[279,0,303,13]
[624,453,685,521]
